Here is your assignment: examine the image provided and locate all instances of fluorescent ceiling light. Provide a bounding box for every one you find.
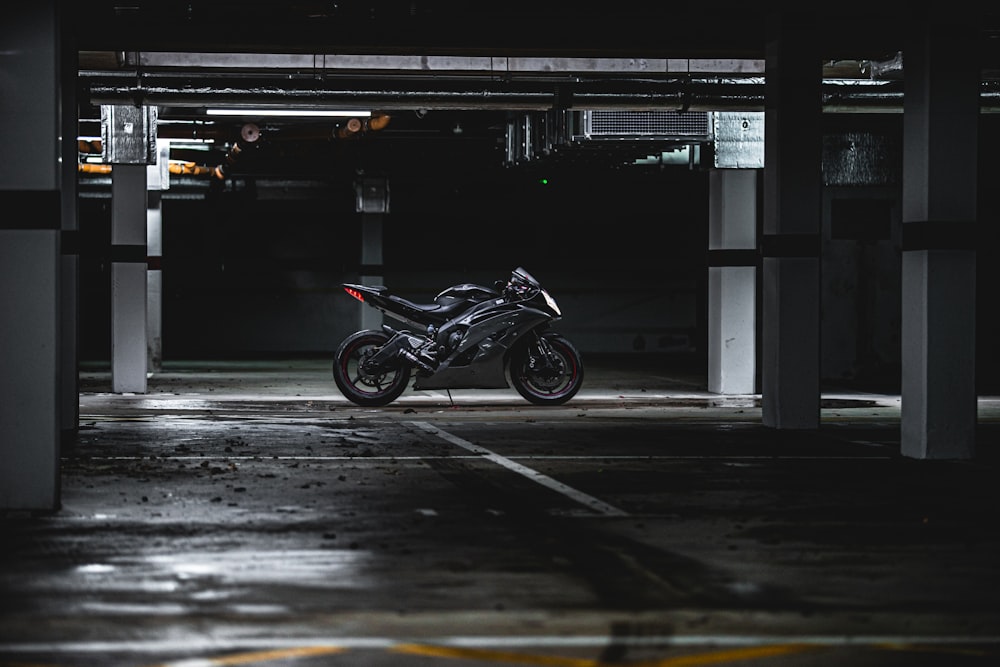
[206,109,371,118]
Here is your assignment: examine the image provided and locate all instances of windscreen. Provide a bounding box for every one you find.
[512,267,539,287]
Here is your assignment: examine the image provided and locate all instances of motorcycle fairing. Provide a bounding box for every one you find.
[435,283,498,304]
[414,304,551,390]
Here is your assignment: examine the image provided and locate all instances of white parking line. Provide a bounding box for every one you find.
[409,421,629,517]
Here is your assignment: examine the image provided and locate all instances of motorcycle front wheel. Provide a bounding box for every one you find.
[509,333,584,405]
[333,330,411,407]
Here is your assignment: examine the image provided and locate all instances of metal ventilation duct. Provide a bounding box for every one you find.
[577,110,712,140]
[713,112,764,169]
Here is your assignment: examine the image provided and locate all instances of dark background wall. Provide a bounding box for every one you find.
[78,135,709,360]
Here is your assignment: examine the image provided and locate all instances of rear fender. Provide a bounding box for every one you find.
[343,283,446,329]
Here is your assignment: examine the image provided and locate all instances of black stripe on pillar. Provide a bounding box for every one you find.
[901,220,977,251]
[147,256,162,270]
[761,234,820,258]
[61,230,80,255]
[707,249,758,267]
[110,244,147,263]
[0,191,61,229]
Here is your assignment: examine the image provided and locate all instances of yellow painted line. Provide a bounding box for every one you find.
[392,643,599,665]
[391,642,819,666]
[149,645,347,666]
[627,644,820,666]
[212,646,347,665]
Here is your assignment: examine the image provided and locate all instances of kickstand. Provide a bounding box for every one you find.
[446,389,456,407]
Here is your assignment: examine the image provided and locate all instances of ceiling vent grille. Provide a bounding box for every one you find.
[582,110,711,139]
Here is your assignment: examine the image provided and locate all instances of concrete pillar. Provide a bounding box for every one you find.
[147,191,163,372]
[761,10,823,429]
[901,11,978,459]
[0,2,63,511]
[145,139,168,373]
[360,214,384,331]
[111,165,149,393]
[60,25,80,448]
[707,169,757,394]
[356,176,389,331]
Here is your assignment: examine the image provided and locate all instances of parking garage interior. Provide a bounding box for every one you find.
[3,3,1000,665]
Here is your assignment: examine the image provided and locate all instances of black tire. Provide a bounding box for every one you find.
[509,333,584,405]
[333,330,411,407]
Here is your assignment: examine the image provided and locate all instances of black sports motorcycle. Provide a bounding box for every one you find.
[333,267,584,407]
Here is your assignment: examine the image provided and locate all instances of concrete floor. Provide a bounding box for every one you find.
[2,355,1000,666]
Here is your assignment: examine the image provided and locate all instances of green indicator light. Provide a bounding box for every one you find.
[539,178,548,185]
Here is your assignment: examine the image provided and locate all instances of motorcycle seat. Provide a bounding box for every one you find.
[393,283,498,320]
[393,294,472,320]
[391,295,444,312]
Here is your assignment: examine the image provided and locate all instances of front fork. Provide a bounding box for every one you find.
[524,335,562,377]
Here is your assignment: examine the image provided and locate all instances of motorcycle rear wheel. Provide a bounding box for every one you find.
[509,333,584,405]
[333,330,411,407]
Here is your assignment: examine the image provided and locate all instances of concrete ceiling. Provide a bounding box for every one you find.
[71,2,1000,187]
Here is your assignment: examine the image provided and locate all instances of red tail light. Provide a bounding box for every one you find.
[344,286,365,303]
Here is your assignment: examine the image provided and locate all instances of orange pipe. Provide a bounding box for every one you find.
[78,161,225,179]
[366,113,391,131]
[78,139,103,154]
[78,163,112,174]
[337,117,364,139]
[169,161,216,177]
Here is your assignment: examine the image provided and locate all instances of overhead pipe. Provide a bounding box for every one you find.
[334,113,392,138]
[336,117,364,139]
[78,163,112,175]
[215,140,248,179]
[86,74,1000,114]
[78,139,103,154]
[211,122,263,179]
[79,113,392,182]
[170,161,224,178]
[78,137,225,179]
[78,160,224,179]
[81,81,938,113]
[365,112,391,131]
[86,83,575,111]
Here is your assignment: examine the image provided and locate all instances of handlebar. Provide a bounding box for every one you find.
[497,268,541,301]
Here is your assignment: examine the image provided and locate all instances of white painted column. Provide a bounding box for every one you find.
[707,169,757,394]
[0,1,62,510]
[900,11,978,459]
[111,164,149,393]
